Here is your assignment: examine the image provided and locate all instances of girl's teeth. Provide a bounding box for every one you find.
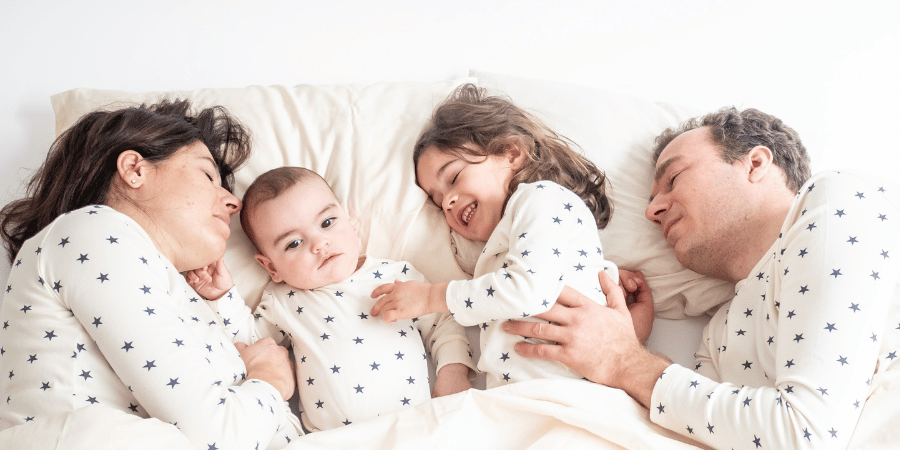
[462,202,477,225]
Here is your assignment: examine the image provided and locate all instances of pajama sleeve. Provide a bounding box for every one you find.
[43,209,288,449]
[446,182,592,326]
[651,172,900,449]
[207,286,286,346]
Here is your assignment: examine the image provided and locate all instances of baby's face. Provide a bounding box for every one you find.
[252,178,360,289]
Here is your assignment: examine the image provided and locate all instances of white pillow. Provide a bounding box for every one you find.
[51,80,473,308]
[50,74,734,318]
[470,71,735,318]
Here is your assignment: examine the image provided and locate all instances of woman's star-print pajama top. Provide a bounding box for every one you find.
[0,205,302,450]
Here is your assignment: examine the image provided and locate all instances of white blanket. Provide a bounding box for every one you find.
[0,379,705,449]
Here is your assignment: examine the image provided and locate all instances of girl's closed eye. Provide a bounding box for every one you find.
[285,239,302,250]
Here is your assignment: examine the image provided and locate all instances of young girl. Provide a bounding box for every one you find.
[371,83,634,388]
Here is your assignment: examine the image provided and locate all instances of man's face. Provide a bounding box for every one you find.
[645,127,750,278]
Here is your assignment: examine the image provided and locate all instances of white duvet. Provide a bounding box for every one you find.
[0,379,704,449]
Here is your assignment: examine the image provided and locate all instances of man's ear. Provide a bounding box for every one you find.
[746,145,775,183]
[254,253,283,283]
[116,150,149,188]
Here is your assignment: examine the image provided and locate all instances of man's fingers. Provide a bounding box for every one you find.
[513,340,564,362]
[554,285,588,308]
[502,319,566,343]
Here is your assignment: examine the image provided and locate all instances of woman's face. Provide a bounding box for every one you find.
[138,141,240,272]
[415,145,516,242]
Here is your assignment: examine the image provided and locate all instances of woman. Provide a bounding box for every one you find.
[0,100,302,449]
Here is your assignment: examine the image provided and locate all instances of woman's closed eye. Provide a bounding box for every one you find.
[285,239,302,250]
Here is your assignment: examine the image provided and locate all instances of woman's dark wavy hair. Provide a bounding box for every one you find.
[1,99,252,263]
[413,83,612,229]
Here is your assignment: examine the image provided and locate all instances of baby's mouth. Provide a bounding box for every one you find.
[461,202,477,226]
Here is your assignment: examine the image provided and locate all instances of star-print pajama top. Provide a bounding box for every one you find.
[0,205,302,450]
[208,258,475,432]
[651,171,900,449]
[445,181,618,388]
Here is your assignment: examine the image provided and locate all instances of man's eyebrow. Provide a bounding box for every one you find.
[649,155,682,203]
[654,155,681,183]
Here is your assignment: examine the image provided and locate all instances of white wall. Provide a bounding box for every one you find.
[2,0,899,290]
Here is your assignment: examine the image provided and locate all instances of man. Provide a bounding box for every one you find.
[505,107,900,449]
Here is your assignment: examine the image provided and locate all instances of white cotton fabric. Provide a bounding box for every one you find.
[207,258,475,432]
[446,181,618,387]
[0,206,301,449]
[651,171,900,449]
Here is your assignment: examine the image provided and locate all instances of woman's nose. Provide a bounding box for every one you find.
[225,190,242,214]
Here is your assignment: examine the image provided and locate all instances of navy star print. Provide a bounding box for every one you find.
[650,172,900,450]
[0,205,302,448]
[444,181,618,388]
[206,257,474,432]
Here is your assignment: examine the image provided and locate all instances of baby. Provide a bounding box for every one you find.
[189,167,474,432]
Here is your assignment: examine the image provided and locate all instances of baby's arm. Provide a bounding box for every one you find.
[432,363,472,398]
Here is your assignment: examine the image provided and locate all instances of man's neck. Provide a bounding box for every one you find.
[726,191,795,284]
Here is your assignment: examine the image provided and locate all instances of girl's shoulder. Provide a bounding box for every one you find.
[512,180,580,202]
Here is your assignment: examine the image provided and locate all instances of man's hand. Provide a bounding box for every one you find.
[502,271,669,408]
[186,257,234,300]
[236,337,296,401]
[370,280,449,322]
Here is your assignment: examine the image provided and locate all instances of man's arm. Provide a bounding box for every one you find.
[502,271,670,407]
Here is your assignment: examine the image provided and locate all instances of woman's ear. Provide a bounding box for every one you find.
[254,253,283,283]
[116,150,148,188]
[746,145,775,183]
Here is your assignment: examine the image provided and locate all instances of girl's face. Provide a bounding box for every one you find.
[415,145,520,242]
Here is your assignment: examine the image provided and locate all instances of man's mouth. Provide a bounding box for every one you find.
[461,202,477,226]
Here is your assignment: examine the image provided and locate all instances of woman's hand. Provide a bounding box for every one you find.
[618,269,654,345]
[185,257,234,300]
[370,280,449,322]
[431,363,472,398]
[236,337,296,401]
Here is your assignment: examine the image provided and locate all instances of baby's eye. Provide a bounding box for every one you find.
[321,217,335,228]
[285,239,302,250]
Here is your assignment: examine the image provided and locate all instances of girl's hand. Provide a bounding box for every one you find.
[618,269,654,345]
[185,257,234,300]
[370,280,449,322]
[432,363,472,398]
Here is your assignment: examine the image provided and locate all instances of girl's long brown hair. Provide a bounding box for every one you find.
[0,99,251,263]
[414,83,612,229]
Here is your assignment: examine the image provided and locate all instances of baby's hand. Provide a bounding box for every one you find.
[186,257,234,300]
[431,363,472,398]
[370,280,447,322]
